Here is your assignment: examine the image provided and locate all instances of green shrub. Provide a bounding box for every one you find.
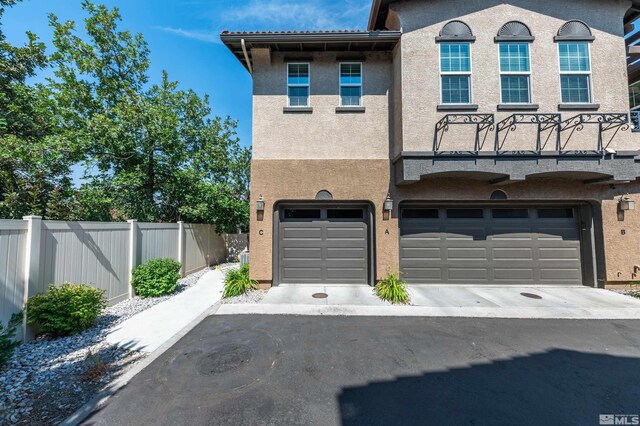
[223,264,257,298]
[131,258,182,298]
[375,272,410,304]
[26,283,106,337]
[0,312,22,369]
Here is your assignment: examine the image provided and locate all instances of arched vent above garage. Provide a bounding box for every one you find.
[436,20,476,42]
[555,20,595,41]
[315,190,333,201]
[495,21,534,42]
[490,190,508,200]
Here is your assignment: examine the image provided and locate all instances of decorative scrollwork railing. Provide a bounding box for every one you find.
[560,113,629,151]
[494,114,561,152]
[434,114,495,152]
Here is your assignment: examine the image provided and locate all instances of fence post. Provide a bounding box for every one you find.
[177,221,186,277]
[128,219,138,299]
[22,215,42,342]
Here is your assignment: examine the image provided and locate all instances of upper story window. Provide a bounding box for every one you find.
[287,63,310,107]
[558,42,591,103]
[340,63,362,107]
[555,20,595,104]
[496,21,534,105]
[437,20,475,105]
[440,43,472,104]
[499,43,531,104]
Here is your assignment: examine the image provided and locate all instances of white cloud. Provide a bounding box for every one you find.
[156,26,221,43]
[158,0,371,44]
[226,0,371,30]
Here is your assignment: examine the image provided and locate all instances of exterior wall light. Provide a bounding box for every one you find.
[619,194,635,211]
[384,193,393,212]
[256,194,265,212]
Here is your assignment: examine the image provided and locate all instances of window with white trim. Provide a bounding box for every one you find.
[339,63,362,106]
[440,43,472,104]
[558,42,591,103]
[287,63,310,107]
[499,43,531,104]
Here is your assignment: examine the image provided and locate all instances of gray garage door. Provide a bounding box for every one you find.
[400,206,583,285]
[278,206,369,284]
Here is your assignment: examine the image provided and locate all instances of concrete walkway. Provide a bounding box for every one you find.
[217,284,640,319]
[106,269,224,352]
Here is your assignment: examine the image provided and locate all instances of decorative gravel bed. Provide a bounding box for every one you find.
[221,289,268,305]
[612,289,640,299]
[0,266,215,425]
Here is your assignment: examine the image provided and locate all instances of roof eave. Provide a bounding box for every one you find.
[220,31,402,44]
[368,0,383,31]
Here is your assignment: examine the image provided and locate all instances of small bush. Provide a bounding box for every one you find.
[0,312,22,369]
[131,258,182,298]
[375,272,410,304]
[223,264,257,298]
[26,283,106,337]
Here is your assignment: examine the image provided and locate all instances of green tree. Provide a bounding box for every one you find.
[48,1,250,231]
[0,0,78,219]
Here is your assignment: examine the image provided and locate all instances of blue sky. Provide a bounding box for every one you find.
[4,0,372,154]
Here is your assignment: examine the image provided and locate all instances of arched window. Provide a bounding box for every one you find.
[555,20,595,41]
[436,20,475,42]
[437,21,475,106]
[495,21,534,42]
[496,22,534,105]
[555,21,594,105]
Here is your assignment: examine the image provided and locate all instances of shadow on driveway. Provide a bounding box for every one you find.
[338,349,639,426]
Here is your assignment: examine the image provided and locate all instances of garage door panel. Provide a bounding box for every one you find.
[540,268,581,281]
[493,248,533,260]
[282,268,322,281]
[326,247,366,260]
[401,247,442,260]
[327,268,367,280]
[282,227,323,240]
[494,268,535,280]
[326,227,366,239]
[539,247,580,259]
[400,205,583,285]
[446,248,487,260]
[402,267,443,281]
[448,268,489,280]
[282,247,322,260]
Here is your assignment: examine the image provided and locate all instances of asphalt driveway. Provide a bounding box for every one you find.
[83,315,640,426]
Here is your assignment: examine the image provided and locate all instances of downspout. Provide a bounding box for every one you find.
[241,39,253,75]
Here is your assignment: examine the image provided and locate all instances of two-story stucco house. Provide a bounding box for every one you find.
[221,0,640,289]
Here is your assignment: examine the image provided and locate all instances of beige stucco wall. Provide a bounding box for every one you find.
[391,0,634,153]
[250,158,640,286]
[251,50,393,160]
[247,0,640,288]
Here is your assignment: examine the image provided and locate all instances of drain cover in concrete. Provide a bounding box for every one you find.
[196,344,252,376]
[312,293,328,299]
[520,293,543,300]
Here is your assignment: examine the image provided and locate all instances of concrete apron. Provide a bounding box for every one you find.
[216,285,640,319]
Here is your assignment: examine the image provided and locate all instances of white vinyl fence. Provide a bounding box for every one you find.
[0,216,248,339]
